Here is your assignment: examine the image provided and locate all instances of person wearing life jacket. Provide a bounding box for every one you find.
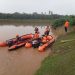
[32,32,41,48]
[16,34,22,43]
[33,33,39,40]
[64,20,69,32]
[44,26,50,36]
[34,27,39,33]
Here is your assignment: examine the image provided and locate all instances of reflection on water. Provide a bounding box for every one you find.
[0,24,52,41]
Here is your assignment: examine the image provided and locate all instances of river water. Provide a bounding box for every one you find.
[0,24,52,75]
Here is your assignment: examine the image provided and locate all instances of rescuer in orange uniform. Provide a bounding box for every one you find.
[64,20,69,32]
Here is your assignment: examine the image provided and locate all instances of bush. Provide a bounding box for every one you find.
[52,18,65,28]
[69,18,75,26]
[52,17,75,29]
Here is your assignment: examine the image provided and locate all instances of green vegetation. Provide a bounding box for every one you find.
[0,12,75,32]
[0,12,75,28]
[52,18,65,28]
[0,12,62,20]
[0,12,64,25]
[35,31,75,75]
[52,15,75,28]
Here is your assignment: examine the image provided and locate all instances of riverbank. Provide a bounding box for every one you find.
[0,19,53,25]
[35,30,75,75]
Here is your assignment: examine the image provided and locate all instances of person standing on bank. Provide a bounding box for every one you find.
[64,20,69,32]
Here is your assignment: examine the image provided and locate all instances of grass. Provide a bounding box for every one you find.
[53,31,75,54]
[35,31,75,75]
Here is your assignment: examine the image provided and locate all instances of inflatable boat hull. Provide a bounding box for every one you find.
[38,35,55,52]
[6,34,33,47]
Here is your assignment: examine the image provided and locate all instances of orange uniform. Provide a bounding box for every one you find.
[64,21,69,28]
[33,33,39,39]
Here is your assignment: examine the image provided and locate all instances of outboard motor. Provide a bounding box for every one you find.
[32,38,41,48]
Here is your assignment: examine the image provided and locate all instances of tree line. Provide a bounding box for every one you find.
[0,12,64,20]
[0,12,75,27]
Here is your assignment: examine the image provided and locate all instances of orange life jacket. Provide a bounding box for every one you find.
[42,36,47,43]
[33,33,39,39]
[64,21,69,28]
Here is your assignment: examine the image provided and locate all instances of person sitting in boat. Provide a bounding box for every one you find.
[16,34,22,43]
[44,26,50,36]
[34,27,39,33]
[32,35,41,48]
[32,32,41,48]
[33,32,39,40]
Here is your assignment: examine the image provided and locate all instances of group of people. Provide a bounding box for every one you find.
[15,26,50,43]
[16,19,69,42]
[33,26,50,39]
[32,26,51,48]
[34,26,50,35]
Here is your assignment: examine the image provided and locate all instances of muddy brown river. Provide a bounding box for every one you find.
[0,24,52,75]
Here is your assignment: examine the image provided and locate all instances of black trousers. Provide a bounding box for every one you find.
[65,27,67,32]
[44,31,49,35]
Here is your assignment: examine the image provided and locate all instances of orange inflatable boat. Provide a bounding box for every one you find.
[8,42,25,51]
[0,34,55,52]
[8,38,32,51]
[6,34,33,47]
[0,42,7,47]
[38,35,55,52]
[0,33,34,47]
